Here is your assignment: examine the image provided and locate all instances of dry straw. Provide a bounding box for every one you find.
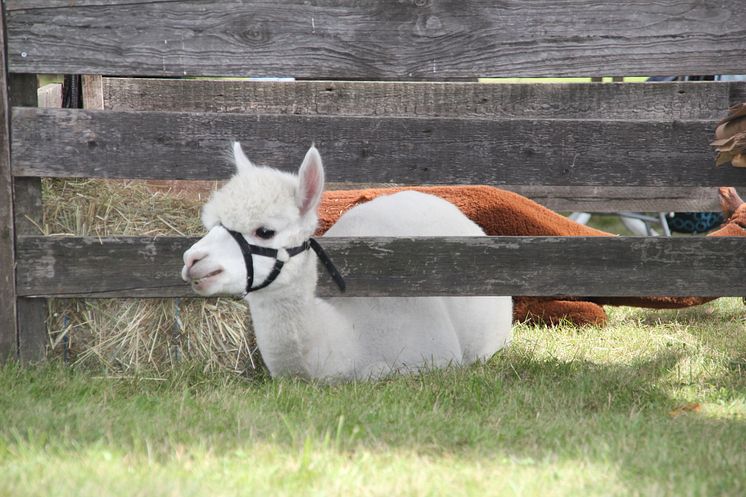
[41,178,262,374]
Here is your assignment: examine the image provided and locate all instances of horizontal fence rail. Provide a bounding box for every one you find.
[12,108,746,187]
[97,79,742,211]
[504,186,722,213]
[6,1,746,78]
[103,79,745,121]
[15,236,746,298]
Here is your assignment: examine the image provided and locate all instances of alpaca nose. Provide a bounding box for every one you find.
[184,250,207,270]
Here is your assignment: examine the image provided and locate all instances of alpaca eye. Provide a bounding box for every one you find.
[255,227,276,239]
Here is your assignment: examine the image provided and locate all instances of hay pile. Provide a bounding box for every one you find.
[41,179,261,374]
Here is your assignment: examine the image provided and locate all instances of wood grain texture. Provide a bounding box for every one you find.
[321,185,722,213]
[504,186,721,213]
[14,179,46,362]
[37,83,62,109]
[82,75,104,110]
[0,15,17,361]
[103,79,739,121]
[12,107,745,187]
[12,177,42,235]
[8,73,37,108]
[11,74,47,363]
[7,1,746,78]
[731,84,746,104]
[16,298,46,362]
[10,74,42,236]
[101,78,734,211]
[7,1,180,7]
[15,236,746,298]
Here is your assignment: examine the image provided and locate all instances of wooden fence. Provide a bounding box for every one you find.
[2,0,746,361]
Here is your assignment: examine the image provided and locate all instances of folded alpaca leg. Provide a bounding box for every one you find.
[513,297,608,327]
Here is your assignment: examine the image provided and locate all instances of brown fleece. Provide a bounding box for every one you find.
[317,185,745,326]
[317,186,610,238]
[512,297,608,327]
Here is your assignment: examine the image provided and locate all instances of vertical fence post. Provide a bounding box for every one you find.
[0,5,18,361]
[82,75,104,110]
[12,73,46,362]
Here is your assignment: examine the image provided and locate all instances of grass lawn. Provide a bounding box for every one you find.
[1,299,745,497]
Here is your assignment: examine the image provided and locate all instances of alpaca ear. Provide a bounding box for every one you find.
[232,141,255,175]
[297,145,325,216]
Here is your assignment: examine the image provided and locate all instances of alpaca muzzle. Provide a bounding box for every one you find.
[220,224,346,297]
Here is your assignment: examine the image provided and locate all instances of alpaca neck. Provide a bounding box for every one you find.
[247,291,316,378]
[246,256,354,379]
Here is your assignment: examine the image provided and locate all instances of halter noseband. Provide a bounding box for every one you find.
[220,224,346,297]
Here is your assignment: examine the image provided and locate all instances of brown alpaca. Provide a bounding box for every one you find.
[316,186,745,326]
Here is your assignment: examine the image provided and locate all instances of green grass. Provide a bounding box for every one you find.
[2,299,745,497]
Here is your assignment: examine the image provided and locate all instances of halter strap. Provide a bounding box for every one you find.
[220,224,345,296]
[308,238,346,292]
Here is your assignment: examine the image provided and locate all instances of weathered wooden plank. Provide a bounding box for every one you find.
[11,74,47,363]
[320,184,720,213]
[0,13,17,361]
[82,75,104,110]
[324,185,723,213]
[13,175,47,363]
[731,84,746,104]
[16,297,46,362]
[504,186,722,213]
[102,78,733,211]
[103,79,739,121]
[15,236,746,298]
[10,77,43,236]
[7,1,176,7]
[37,83,62,109]
[9,73,37,109]
[7,1,746,78]
[12,176,42,234]
[12,108,746,187]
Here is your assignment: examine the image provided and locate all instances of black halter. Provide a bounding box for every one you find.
[220,224,346,297]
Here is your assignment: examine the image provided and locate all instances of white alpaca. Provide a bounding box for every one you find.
[181,144,512,380]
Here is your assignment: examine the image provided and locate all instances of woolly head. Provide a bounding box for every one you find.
[181,143,325,297]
